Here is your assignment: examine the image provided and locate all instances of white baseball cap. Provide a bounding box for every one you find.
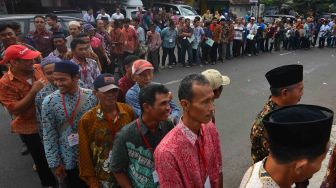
[201,69,230,90]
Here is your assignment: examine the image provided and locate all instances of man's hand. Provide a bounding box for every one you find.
[31,78,45,93]
[54,164,67,180]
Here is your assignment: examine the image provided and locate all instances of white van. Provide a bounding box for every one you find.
[153,2,201,22]
[120,0,144,19]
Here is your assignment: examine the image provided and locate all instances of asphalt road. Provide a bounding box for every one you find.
[1,47,336,188]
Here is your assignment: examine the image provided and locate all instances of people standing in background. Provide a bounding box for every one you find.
[96,8,111,22]
[202,10,213,22]
[202,21,213,64]
[66,21,81,49]
[70,38,101,89]
[46,13,69,37]
[179,18,193,68]
[48,33,70,60]
[146,23,162,72]
[211,17,222,65]
[233,18,244,57]
[96,19,113,73]
[161,20,178,69]
[118,55,139,101]
[83,8,95,24]
[110,20,125,77]
[134,18,146,58]
[193,18,205,67]
[245,17,258,56]
[26,15,53,57]
[121,18,139,57]
[111,8,125,21]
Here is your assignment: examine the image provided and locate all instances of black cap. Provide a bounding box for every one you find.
[54,60,79,75]
[93,73,119,92]
[265,64,303,88]
[263,104,333,151]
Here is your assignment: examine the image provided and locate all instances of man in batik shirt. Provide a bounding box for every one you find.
[250,64,303,163]
[41,61,97,187]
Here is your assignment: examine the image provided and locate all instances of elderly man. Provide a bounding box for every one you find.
[78,73,135,188]
[48,33,70,59]
[66,21,81,49]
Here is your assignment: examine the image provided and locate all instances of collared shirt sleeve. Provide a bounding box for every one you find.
[41,95,61,168]
[109,128,129,173]
[125,86,141,117]
[154,149,184,188]
[0,80,19,114]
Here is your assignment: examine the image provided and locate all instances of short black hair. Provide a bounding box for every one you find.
[46,13,58,22]
[9,22,21,31]
[139,84,170,112]
[70,38,87,50]
[75,33,89,39]
[34,15,45,21]
[178,74,209,102]
[123,55,139,67]
[270,85,294,97]
[178,17,184,21]
[0,22,15,33]
[270,143,328,164]
[124,18,131,23]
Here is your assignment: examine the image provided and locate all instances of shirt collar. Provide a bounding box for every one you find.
[138,116,163,136]
[259,158,281,188]
[177,118,204,145]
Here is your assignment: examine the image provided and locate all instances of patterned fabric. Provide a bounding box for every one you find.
[161,27,178,48]
[110,28,125,55]
[250,98,279,163]
[121,27,138,54]
[71,57,101,89]
[109,117,174,188]
[118,75,135,99]
[41,88,97,170]
[97,30,111,57]
[26,29,53,57]
[48,48,71,60]
[154,120,222,188]
[35,83,58,135]
[0,64,45,134]
[78,103,135,188]
[125,83,181,122]
[240,158,281,188]
[35,81,86,135]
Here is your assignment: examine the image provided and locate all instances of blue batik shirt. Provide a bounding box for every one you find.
[41,87,97,170]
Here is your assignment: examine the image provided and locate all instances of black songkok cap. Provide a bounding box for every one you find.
[263,104,333,151]
[54,60,79,75]
[265,64,303,88]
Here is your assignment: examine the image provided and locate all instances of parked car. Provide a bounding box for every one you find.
[153,2,201,22]
[120,0,144,19]
[0,14,83,35]
[52,10,83,19]
[264,14,296,23]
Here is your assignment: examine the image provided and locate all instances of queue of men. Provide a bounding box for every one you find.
[0,9,336,188]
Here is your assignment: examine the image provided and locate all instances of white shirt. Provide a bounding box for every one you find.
[111,13,125,21]
[96,13,111,22]
[83,13,95,23]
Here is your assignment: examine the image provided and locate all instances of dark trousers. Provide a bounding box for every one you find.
[177,45,183,65]
[319,37,325,48]
[111,54,124,78]
[211,43,219,62]
[233,40,242,57]
[257,38,265,52]
[64,168,87,188]
[181,43,192,66]
[246,39,257,55]
[20,134,57,187]
[202,43,212,63]
[162,47,175,66]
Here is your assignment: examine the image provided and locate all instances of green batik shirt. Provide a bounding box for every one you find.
[250,97,279,164]
[109,117,174,187]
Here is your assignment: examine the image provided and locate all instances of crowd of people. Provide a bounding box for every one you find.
[1,7,336,188]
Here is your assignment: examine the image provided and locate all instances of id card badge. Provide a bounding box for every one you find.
[152,170,159,183]
[204,176,211,188]
[169,38,173,43]
[68,133,79,147]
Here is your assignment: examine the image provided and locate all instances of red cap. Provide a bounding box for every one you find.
[131,59,154,75]
[0,45,41,64]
